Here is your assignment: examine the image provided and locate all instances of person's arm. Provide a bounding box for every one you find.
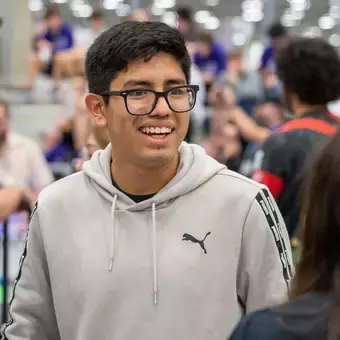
[237,187,293,313]
[0,187,34,220]
[0,202,61,339]
[230,107,271,143]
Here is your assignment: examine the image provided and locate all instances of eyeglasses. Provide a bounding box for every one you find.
[97,85,199,116]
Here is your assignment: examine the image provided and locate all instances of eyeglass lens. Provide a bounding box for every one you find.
[126,87,195,115]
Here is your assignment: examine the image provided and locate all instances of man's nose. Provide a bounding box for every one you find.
[149,96,171,117]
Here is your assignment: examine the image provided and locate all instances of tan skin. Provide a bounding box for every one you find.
[0,187,35,220]
[85,53,190,195]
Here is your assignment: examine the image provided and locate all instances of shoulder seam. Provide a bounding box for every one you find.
[216,170,266,190]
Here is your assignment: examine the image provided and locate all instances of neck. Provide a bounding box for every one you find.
[111,153,180,195]
[294,103,327,118]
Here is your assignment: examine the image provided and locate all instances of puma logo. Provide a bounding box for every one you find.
[182,232,211,254]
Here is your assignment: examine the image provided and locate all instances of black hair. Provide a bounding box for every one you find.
[85,21,191,97]
[276,37,340,105]
[267,22,286,38]
[176,6,193,22]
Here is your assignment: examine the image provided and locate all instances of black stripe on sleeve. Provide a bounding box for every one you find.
[255,190,291,288]
[0,202,38,339]
[262,189,294,280]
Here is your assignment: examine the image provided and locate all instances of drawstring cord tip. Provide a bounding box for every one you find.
[108,258,113,272]
[153,292,158,305]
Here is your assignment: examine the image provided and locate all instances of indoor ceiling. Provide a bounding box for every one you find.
[29,0,340,46]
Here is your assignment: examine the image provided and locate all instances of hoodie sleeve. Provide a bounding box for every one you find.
[237,187,293,313]
[0,202,61,340]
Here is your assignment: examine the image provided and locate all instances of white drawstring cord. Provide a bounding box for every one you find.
[109,194,118,272]
[152,202,158,305]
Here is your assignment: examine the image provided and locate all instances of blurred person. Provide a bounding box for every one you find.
[3,21,293,340]
[216,49,263,115]
[230,97,287,145]
[75,120,110,171]
[185,40,206,142]
[0,187,35,221]
[252,37,340,238]
[53,10,106,88]
[72,76,93,150]
[127,8,149,22]
[175,6,197,38]
[236,99,289,177]
[28,7,74,95]
[0,99,53,192]
[193,31,227,85]
[229,129,340,340]
[43,118,77,164]
[260,22,289,75]
[201,86,242,171]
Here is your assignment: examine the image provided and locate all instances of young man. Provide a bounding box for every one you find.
[252,37,340,238]
[2,22,293,340]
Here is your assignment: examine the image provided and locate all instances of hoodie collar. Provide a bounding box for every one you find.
[82,142,226,211]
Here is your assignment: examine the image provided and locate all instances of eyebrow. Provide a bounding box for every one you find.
[123,78,187,88]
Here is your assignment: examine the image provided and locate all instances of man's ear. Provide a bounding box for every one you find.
[85,93,107,128]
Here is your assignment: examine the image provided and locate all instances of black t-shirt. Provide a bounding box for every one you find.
[111,178,156,203]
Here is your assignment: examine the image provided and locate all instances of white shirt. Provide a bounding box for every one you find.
[0,132,53,192]
[74,27,106,49]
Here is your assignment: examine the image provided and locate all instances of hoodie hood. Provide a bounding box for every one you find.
[82,142,226,211]
[82,142,225,304]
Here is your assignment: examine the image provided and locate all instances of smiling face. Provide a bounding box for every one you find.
[86,52,190,168]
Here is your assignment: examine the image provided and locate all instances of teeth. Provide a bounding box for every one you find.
[140,127,172,134]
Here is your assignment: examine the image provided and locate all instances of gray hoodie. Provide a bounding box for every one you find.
[1,142,293,340]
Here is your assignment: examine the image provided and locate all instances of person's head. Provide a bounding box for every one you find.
[89,9,105,32]
[228,49,243,74]
[194,32,214,58]
[0,99,9,147]
[276,37,340,115]
[292,130,340,300]
[254,98,284,128]
[267,22,287,52]
[85,21,194,169]
[176,6,193,34]
[127,8,149,22]
[44,7,62,31]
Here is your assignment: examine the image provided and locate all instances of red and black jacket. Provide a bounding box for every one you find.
[252,111,339,237]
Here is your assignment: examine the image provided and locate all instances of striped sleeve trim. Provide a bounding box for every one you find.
[0,202,38,339]
[255,189,293,288]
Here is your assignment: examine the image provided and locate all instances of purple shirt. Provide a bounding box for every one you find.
[260,46,275,73]
[193,41,227,78]
[40,24,74,54]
